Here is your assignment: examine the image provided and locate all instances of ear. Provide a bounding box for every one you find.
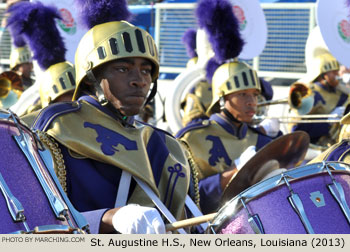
[83,72,101,86]
[83,78,94,87]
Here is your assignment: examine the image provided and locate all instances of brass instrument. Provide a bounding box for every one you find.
[258,82,313,115]
[0,71,23,109]
[253,114,341,124]
[256,82,343,124]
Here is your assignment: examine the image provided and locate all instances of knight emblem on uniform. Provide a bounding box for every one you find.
[84,122,138,155]
[206,135,232,166]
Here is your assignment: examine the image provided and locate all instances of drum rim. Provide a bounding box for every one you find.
[208,161,350,233]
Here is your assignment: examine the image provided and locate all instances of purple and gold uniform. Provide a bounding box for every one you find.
[181,80,212,127]
[309,112,350,163]
[291,81,349,145]
[32,95,191,233]
[176,114,273,213]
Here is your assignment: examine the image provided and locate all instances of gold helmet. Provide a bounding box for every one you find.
[73,21,159,100]
[9,46,32,70]
[0,76,11,99]
[39,61,76,108]
[186,57,198,69]
[207,60,260,115]
[305,53,339,83]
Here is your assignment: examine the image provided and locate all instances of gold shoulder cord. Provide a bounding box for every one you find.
[37,131,67,193]
[179,140,200,208]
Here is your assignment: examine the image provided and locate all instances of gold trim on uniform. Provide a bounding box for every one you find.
[38,131,67,193]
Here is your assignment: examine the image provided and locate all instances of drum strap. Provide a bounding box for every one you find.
[117,170,207,233]
[115,170,132,207]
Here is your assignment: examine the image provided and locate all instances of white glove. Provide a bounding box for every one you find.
[342,73,350,85]
[330,106,345,117]
[259,118,280,137]
[234,146,256,170]
[112,204,165,234]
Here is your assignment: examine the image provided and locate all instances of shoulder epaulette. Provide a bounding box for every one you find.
[175,119,211,138]
[32,101,81,131]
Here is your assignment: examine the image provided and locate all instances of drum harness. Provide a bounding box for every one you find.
[30,110,205,234]
[114,170,206,234]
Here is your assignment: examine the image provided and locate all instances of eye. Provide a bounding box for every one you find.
[141,68,152,75]
[115,67,127,73]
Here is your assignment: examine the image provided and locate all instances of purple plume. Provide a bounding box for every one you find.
[205,57,221,83]
[74,0,132,29]
[7,29,26,48]
[6,1,66,70]
[196,0,244,63]
[182,28,197,58]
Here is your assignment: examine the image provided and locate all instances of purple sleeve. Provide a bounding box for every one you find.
[199,173,223,214]
[81,208,110,234]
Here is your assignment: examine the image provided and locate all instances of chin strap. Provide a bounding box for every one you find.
[145,79,158,106]
[85,70,158,127]
[86,69,108,105]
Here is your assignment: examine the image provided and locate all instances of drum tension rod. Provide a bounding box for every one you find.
[240,197,265,234]
[0,171,31,232]
[12,121,69,223]
[324,162,350,225]
[282,173,315,234]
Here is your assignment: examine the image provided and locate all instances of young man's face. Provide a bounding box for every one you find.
[224,88,259,123]
[17,62,33,79]
[323,70,339,88]
[99,57,153,116]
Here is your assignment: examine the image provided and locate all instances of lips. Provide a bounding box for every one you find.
[126,92,146,104]
[246,110,256,117]
[128,91,146,98]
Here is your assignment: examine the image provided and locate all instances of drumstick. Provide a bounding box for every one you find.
[165,213,217,232]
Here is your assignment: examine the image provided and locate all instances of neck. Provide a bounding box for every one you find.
[103,102,134,128]
[221,108,242,128]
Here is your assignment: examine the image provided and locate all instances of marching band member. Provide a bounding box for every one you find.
[6,3,34,90]
[10,0,196,234]
[7,1,76,122]
[8,47,33,90]
[290,51,349,147]
[180,28,212,127]
[176,0,279,214]
[0,2,32,109]
[308,112,350,163]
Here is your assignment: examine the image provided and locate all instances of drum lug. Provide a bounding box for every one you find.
[324,162,350,225]
[240,198,265,234]
[283,174,315,234]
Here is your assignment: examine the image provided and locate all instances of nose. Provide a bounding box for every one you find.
[129,69,147,88]
[246,94,257,107]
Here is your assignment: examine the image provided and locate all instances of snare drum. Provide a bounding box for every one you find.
[0,110,89,234]
[208,162,350,234]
